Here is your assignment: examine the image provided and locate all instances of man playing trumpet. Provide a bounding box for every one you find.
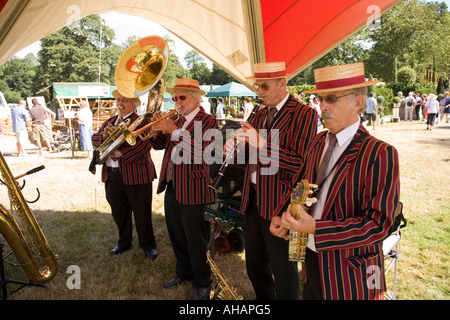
[92,90,158,260]
[149,78,218,300]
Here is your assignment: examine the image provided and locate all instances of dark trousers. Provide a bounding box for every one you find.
[303,248,324,300]
[105,168,156,250]
[244,186,300,300]
[164,182,211,288]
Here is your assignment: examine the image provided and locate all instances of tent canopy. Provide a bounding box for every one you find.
[206,82,257,98]
[0,0,401,87]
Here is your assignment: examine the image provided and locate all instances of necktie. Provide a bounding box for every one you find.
[166,116,186,182]
[266,107,277,129]
[315,133,337,186]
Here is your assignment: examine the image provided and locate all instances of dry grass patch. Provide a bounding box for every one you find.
[0,120,449,300]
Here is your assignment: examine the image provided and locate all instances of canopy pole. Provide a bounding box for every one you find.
[96,16,103,130]
[242,0,265,64]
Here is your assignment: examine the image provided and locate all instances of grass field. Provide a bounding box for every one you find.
[0,120,448,300]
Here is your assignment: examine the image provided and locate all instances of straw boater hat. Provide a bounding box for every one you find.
[303,63,380,94]
[246,62,294,81]
[166,78,205,95]
[112,89,141,106]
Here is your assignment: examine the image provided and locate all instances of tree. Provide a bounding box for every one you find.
[208,63,235,85]
[33,14,121,99]
[0,53,37,101]
[364,0,449,84]
[184,50,211,84]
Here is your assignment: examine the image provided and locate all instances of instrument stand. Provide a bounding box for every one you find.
[0,243,44,300]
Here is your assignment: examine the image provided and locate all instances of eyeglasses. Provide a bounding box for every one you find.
[315,93,354,104]
[172,95,187,102]
[253,81,276,92]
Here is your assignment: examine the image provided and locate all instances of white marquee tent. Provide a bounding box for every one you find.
[0,0,401,87]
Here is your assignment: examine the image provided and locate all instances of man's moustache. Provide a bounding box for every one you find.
[321,112,336,120]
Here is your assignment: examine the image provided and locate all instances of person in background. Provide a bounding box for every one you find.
[414,93,423,121]
[404,92,415,121]
[216,97,225,119]
[11,100,31,157]
[426,94,440,130]
[77,100,93,158]
[440,91,450,123]
[243,96,254,121]
[365,92,377,130]
[29,98,53,155]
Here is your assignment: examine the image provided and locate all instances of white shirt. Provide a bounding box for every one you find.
[307,119,360,251]
[251,92,289,184]
[77,107,93,126]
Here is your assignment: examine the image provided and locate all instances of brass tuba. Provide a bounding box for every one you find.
[0,153,58,284]
[90,35,170,171]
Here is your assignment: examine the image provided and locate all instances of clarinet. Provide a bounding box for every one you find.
[209,99,263,191]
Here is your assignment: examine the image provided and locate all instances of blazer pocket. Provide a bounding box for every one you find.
[189,170,209,179]
[345,253,379,270]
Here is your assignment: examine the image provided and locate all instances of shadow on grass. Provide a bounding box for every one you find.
[1,209,253,300]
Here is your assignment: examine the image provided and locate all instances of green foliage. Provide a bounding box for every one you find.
[288,85,315,103]
[397,66,417,84]
[365,0,449,83]
[387,82,437,97]
[373,85,394,114]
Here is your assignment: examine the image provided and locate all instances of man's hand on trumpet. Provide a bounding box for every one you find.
[150,110,178,134]
[102,123,115,140]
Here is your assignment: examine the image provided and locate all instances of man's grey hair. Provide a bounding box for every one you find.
[352,86,368,114]
[188,91,202,105]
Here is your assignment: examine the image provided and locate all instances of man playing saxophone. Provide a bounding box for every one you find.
[92,90,158,260]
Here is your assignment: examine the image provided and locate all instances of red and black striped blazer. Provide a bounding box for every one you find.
[151,107,218,205]
[240,95,318,220]
[92,113,156,185]
[290,124,401,299]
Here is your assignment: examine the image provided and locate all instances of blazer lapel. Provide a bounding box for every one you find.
[268,96,296,133]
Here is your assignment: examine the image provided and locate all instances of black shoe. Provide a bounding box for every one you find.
[189,286,211,300]
[110,245,131,255]
[144,248,158,260]
[163,277,184,289]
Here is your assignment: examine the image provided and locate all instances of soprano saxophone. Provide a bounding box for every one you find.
[289,180,317,262]
[207,250,243,300]
[0,153,58,284]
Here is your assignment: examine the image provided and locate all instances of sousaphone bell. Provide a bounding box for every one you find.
[89,35,170,174]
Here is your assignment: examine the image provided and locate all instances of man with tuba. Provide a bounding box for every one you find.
[92,90,158,260]
[149,78,218,300]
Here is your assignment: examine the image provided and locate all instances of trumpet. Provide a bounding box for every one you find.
[123,108,179,146]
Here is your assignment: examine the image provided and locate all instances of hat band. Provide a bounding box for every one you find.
[174,84,200,90]
[315,75,366,90]
[254,70,286,79]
